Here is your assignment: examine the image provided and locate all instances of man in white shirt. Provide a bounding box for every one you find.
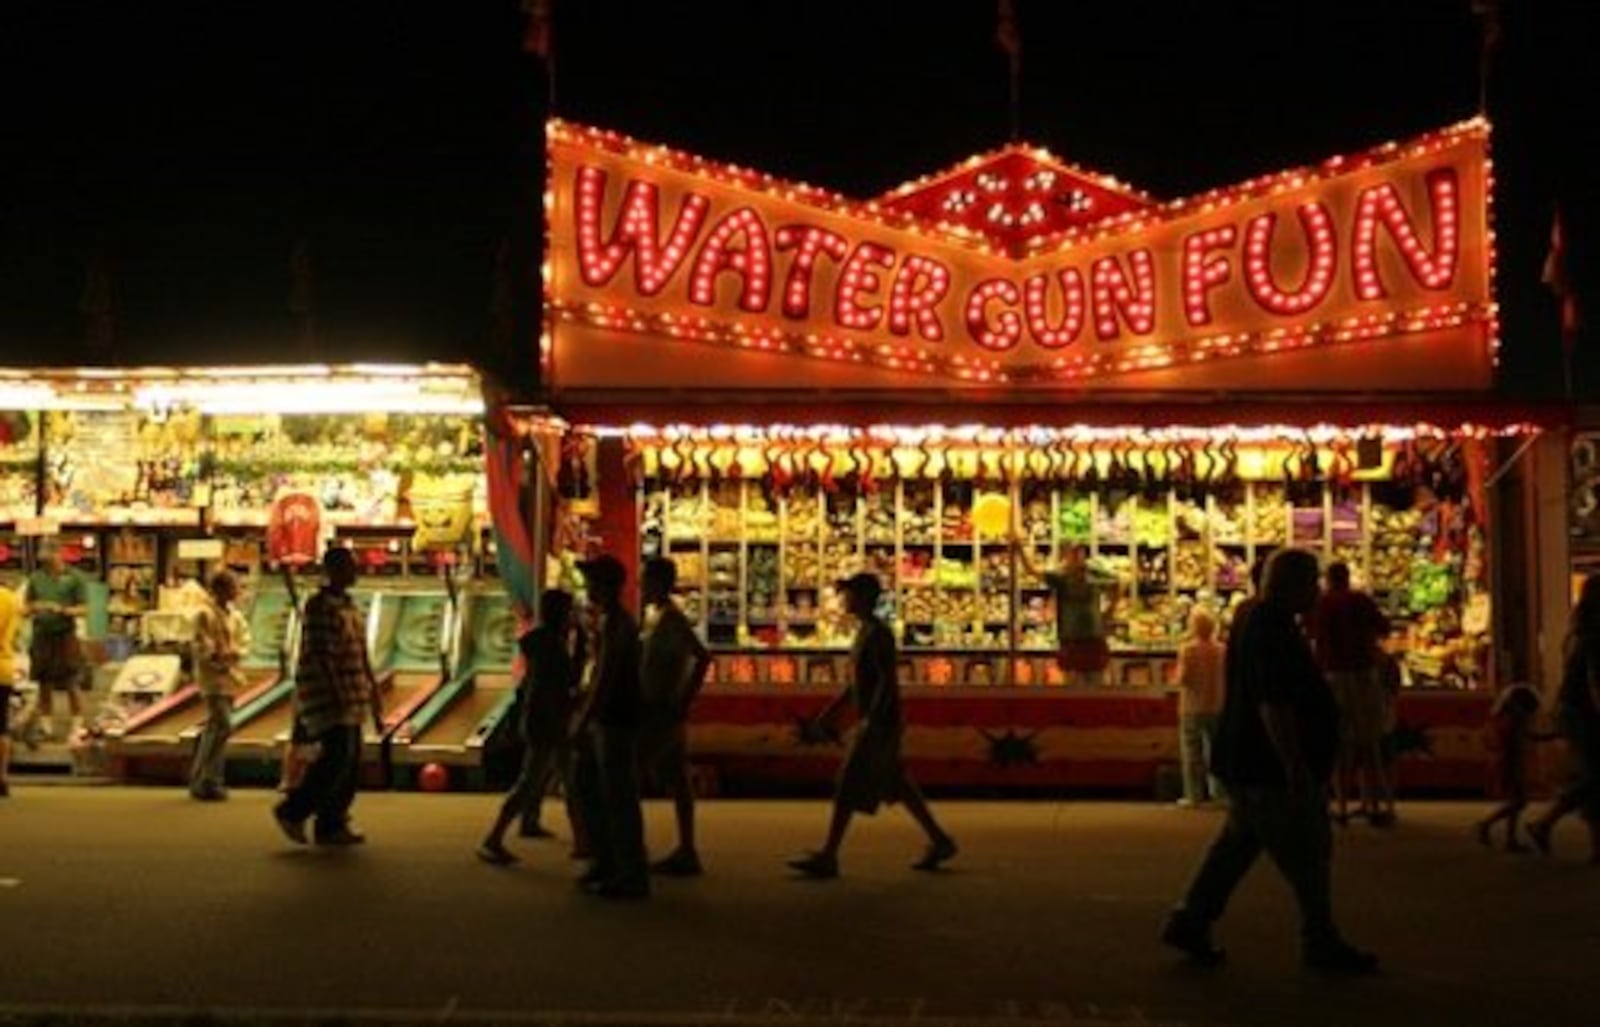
[189,571,251,801]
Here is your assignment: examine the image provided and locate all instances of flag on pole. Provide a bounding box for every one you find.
[1543,207,1581,344]
[523,0,552,58]
[1472,0,1501,113]
[996,0,1021,57]
[997,0,1022,142]
[483,386,541,619]
[1543,205,1582,396]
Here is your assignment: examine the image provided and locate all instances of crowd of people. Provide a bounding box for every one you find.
[260,548,956,899]
[3,538,1599,973]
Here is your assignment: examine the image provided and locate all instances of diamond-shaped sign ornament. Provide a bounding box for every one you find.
[877,146,1153,255]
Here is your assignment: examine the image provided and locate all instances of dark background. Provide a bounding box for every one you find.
[0,0,1594,398]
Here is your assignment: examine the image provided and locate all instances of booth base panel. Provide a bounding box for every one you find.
[678,689,1501,797]
[103,688,1501,795]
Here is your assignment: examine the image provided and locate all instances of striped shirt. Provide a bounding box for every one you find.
[294,587,372,735]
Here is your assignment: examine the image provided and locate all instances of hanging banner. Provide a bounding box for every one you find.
[545,119,1494,393]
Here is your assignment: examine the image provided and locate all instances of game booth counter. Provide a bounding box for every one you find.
[525,113,1568,795]
[0,364,520,785]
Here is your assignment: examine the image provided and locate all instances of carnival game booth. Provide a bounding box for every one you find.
[0,364,492,782]
[535,115,1542,795]
[388,586,520,790]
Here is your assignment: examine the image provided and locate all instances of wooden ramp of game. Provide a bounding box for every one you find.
[115,670,281,755]
[226,687,297,756]
[394,671,516,767]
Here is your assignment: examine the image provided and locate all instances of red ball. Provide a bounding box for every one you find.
[418,762,450,793]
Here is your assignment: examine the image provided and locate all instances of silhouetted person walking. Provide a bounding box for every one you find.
[478,588,585,865]
[1526,573,1600,862]
[788,572,956,879]
[1476,682,1550,853]
[1163,548,1377,974]
[637,556,711,877]
[571,555,649,899]
[273,547,382,847]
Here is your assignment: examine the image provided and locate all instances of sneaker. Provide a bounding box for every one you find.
[592,878,651,900]
[575,865,613,890]
[1473,821,1492,847]
[912,836,958,872]
[1175,798,1196,809]
[1304,942,1380,975]
[787,851,839,879]
[1526,820,1553,855]
[476,843,519,866]
[519,824,557,840]
[0,780,9,799]
[1504,839,1532,855]
[272,804,308,845]
[190,786,228,802]
[314,828,367,847]
[650,849,704,877]
[1160,913,1226,966]
[1369,811,1397,829]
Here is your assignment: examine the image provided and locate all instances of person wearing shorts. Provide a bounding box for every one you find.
[23,542,89,741]
[1310,562,1394,827]
[0,582,22,796]
[636,557,711,877]
[787,572,957,879]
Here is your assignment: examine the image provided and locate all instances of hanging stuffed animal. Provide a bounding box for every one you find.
[1079,440,1100,487]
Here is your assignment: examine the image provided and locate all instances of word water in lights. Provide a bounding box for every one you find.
[569,163,1462,354]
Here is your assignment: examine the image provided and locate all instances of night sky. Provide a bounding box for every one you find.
[1,0,1593,397]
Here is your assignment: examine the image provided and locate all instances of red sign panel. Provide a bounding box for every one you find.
[545,119,1494,393]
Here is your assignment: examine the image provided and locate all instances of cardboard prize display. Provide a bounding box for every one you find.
[260,491,321,788]
[267,490,325,603]
[410,473,476,678]
[529,114,1563,795]
[386,471,521,788]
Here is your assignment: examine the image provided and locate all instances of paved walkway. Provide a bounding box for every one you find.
[1,789,1597,1025]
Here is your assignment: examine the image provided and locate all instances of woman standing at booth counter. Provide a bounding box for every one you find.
[1014,531,1121,687]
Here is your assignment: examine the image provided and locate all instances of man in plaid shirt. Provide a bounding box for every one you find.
[273,547,382,846]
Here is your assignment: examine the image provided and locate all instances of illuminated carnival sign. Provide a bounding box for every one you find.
[544,118,1494,392]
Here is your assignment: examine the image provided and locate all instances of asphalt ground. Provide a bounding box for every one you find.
[1,788,1597,1026]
